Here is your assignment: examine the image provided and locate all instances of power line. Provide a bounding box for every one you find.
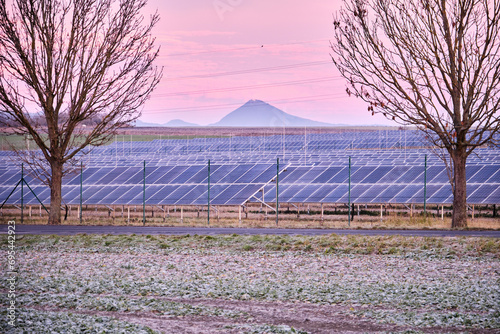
[143,93,347,114]
[165,60,332,81]
[163,38,331,57]
[163,45,263,57]
[152,76,342,98]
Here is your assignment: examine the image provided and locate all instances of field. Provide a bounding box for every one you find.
[0,125,402,150]
[0,132,233,151]
[1,233,499,333]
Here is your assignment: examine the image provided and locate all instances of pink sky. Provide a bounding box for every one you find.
[141,0,394,126]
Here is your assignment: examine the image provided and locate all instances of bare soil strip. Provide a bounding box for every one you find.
[16,298,500,334]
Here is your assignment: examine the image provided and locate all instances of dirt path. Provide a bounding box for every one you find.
[24,298,500,334]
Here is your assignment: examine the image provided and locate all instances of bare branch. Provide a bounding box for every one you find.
[331,0,500,228]
[0,0,162,224]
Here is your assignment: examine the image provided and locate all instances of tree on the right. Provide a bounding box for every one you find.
[331,0,500,228]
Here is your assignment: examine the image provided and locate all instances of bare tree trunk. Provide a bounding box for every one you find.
[452,149,467,228]
[48,161,63,225]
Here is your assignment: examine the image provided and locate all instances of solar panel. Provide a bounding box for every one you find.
[427,166,449,183]
[117,185,143,204]
[311,167,343,183]
[85,186,120,205]
[279,185,305,202]
[469,184,499,204]
[359,166,394,183]
[351,166,376,183]
[113,167,143,185]
[359,184,389,203]
[230,184,262,204]
[396,168,424,184]
[322,184,348,203]
[104,185,136,205]
[248,165,277,183]
[307,185,336,202]
[146,166,175,184]
[485,186,500,204]
[376,184,406,203]
[171,165,206,184]
[392,185,420,203]
[176,185,207,205]
[212,185,246,205]
[470,166,500,183]
[377,166,407,183]
[426,185,452,204]
[289,185,323,203]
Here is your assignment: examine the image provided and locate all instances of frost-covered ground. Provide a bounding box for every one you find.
[1,234,499,333]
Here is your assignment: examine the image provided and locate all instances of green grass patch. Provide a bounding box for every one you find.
[4,234,499,258]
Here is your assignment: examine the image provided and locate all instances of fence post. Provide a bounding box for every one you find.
[80,161,83,224]
[21,163,24,224]
[424,155,427,216]
[208,159,210,225]
[276,157,279,226]
[348,156,351,227]
[143,160,146,226]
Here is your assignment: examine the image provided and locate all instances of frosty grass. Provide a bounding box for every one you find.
[1,233,499,333]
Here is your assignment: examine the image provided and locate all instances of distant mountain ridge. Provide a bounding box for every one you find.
[135,99,335,127]
[210,100,334,127]
[164,119,199,127]
[135,119,199,127]
[134,120,161,127]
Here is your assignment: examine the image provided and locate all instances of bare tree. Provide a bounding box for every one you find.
[0,0,162,224]
[331,0,500,228]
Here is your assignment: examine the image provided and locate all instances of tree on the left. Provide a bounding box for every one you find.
[0,0,162,224]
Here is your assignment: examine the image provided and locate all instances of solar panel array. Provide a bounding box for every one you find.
[1,129,499,206]
[258,165,500,205]
[0,164,281,206]
[80,130,427,163]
